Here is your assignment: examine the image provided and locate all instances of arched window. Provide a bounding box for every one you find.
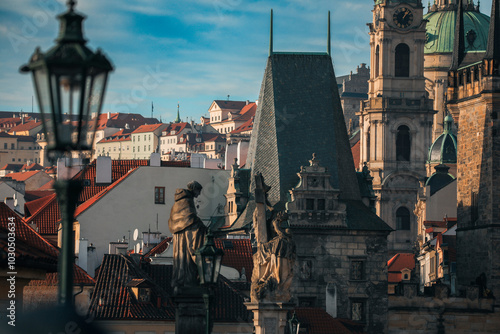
[395,43,410,77]
[396,125,411,161]
[375,45,380,77]
[396,207,411,230]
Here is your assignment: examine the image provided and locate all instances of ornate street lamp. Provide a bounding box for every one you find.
[20,0,113,308]
[20,0,113,155]
[195,231,224,333]
[288,311,301,334]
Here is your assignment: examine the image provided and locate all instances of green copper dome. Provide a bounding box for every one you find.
[428,115,458,163]
[424,8,490,54]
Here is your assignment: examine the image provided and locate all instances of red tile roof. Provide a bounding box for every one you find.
[294,308,365,334]
[74,167,138,217]
[215,238,253,281]
[23,194,60,234]
[89,254,175,320]
[230,117,254,134]
[388,253,415,283]
[28,265,95,286]
[0,203,58,269]
[25,194,57,217]
[38,179,55,190]
[8,120,42,133]
[4,170,42,181]
[21,162,44,171]
[142,237,172,260]
[351,140,360,170]
[132,123,166,134]
[98,129,132,143]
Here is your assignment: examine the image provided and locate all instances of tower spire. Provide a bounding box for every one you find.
[327,11,331,56]
[450,0,465,70]
[269,9,273,56]
[484,0,500,64]
[175,103,181,123]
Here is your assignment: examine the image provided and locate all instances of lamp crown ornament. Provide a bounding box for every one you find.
[20,0,113,156]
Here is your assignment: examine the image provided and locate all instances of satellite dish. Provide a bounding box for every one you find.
[135,243,141,253]
[133,229,139,241]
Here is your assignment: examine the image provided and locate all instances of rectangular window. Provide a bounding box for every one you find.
[3,143,6,149]
[306,199,314,211]
[317,199,326,211]
[351,300,365,322]
[155,187,165,204]
[11,143,15,149]
[350,260,365,280]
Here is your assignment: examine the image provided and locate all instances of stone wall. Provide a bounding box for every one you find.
[388,285,500,334]
[448,73,500,300]
[291,229,388,334]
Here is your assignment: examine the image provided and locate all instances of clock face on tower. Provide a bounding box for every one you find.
[393,7,413,29]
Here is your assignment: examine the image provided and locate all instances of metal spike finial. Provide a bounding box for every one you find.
[450,0,465,70]
[327,11,331,56]
[67,0,76,11]
[269,9,273,56]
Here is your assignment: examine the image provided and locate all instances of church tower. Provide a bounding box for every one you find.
[447,0,500,301]
[359,0,435,254]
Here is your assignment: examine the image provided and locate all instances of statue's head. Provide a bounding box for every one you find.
[187,180,203,197]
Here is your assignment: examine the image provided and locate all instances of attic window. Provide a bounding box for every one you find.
[83,180,91,186]
[138,288,151,302]
[223,240,233,249]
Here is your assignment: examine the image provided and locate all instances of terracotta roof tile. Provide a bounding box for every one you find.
[215,239,253,281]
[132,123,166,134]
[4,170,42,181]
[21,162,44,171]
[0,203,59,267]
[142,237,172,260]
[25,194,57,217]
[38,179,55,190]
[388,253,415,283]
[8,120,42,133]
[230,117,254,134]
[23,194,60,234]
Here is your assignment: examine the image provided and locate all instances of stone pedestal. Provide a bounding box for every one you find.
[245,302,294,334]
[173,287,207,334]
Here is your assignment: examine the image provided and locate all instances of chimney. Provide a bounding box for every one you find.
[150,153,161,167]
[246,100,249,105]
[107,112,111,119]
[96,156,112,184]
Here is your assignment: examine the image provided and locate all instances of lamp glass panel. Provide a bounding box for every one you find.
[33,68,54,145]
[214,255,222,283]
[55,71,82,148]
[84,71,107,149]
[203,256,214,284]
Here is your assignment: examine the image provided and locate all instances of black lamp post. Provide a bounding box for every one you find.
[288,311,301,334]
[195,231,224,334]
[20,0,113,308]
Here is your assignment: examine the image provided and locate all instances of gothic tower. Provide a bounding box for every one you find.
[447,0,500,301]
[359,0,435,254]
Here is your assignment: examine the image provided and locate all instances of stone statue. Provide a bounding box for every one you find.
[168,180,206,290]
[251,173,295,302]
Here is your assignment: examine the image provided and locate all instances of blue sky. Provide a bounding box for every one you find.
[0,0,493,122]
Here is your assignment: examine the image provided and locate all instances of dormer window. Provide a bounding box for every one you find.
[138,288,151,302]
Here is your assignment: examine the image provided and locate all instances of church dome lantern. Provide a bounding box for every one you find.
[428,114,458,164]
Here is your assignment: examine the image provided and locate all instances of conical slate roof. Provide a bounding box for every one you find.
[246,53,361,208]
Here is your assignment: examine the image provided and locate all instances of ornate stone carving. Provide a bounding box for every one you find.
[168,181,206,291]
[251,173,296,302]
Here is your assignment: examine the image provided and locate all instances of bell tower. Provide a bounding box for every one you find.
[359,0,435,254]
